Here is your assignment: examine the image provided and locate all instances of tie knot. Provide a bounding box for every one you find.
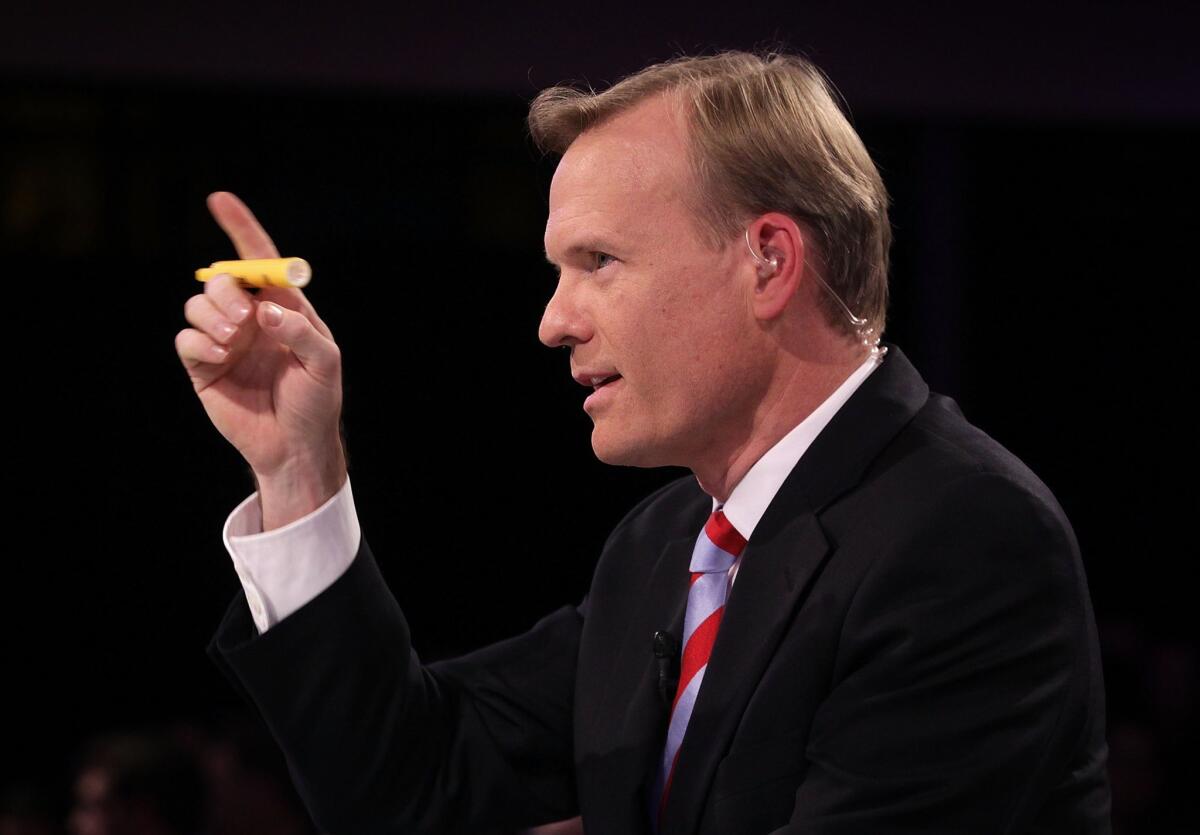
[689,510,747,573]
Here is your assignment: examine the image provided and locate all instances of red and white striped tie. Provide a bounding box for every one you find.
[654,509,747,825]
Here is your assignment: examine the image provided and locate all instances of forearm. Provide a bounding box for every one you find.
[210,540,580,834]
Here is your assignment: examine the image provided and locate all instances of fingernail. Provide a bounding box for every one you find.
[261,302,283,327]
[211,344,229,360]
[233,302,252,322]
[217,322,237,341]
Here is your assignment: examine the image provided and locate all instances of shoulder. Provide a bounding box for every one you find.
[575,475,707,614]
[857,390,1074,536]
[822,390,1091,636]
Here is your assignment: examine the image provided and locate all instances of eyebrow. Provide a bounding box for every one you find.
[544,240,618,266]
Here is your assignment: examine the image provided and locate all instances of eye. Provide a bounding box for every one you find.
[593,252,617,270]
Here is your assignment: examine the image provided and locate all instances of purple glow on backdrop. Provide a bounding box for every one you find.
[2,0,1197,119]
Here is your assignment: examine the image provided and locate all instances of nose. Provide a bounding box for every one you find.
[538,277,592,349]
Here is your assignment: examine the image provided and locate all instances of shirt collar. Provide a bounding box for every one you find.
[715,352,882,541]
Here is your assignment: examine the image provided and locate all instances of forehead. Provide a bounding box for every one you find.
[545,95,695,251]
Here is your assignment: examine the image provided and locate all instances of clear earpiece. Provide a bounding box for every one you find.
[744,228,887,358]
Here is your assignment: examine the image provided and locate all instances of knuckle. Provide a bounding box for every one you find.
[183,294,205,318]
[206,273,237,301]
[320,343,343,377]
[175,330,200,363]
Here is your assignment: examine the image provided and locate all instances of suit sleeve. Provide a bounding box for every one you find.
[208,538,581,835]
[781,472,1109,833]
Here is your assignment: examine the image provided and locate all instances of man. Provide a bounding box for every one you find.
[179,52,1110,833]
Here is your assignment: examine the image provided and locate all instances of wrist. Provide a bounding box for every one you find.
[255,447,348,531]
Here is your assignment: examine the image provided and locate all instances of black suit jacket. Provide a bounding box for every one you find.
[210,347,1110,834]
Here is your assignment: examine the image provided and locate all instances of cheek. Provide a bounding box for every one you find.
[618,263,740,389]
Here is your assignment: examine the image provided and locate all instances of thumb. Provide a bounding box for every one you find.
[258,301,340,379]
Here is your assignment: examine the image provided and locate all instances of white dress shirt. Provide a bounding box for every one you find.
[225,353,880,634]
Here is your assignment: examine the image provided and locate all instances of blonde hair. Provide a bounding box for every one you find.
[528,51,891,338]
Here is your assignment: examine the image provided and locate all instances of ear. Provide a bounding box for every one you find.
[745,213,806,322]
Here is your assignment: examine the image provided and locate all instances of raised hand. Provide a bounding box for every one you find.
[176,192,346,529]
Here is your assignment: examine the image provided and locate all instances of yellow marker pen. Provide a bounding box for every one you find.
[195,258,312,289]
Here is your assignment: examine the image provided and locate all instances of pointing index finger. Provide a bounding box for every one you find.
[207,191,280,260]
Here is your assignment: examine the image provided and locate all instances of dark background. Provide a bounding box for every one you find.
[2,1,1196,832]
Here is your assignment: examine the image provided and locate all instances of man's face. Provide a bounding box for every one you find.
[540,95,768,470]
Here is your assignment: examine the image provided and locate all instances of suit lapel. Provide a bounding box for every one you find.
[660,346,930,834]
[585,527,699,832]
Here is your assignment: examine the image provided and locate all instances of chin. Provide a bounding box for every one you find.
[590,425,672,468]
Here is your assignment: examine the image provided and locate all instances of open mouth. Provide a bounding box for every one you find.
[592,374,622,388]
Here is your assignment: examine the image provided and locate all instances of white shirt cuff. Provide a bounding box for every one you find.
[223,477,361,634]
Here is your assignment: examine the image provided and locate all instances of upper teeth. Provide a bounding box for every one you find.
[591,375,613,386]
